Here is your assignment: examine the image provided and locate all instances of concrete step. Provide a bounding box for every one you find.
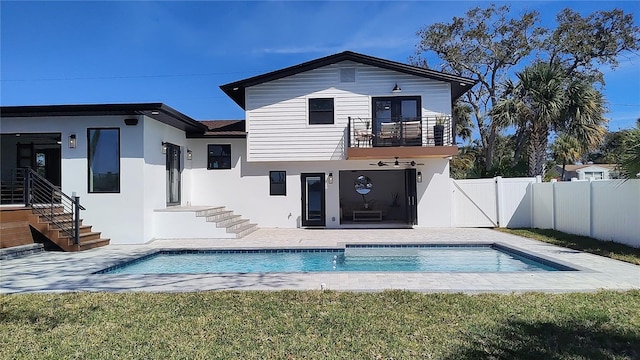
[195,206,226,217]
[205,210,236,223]
[232,223,258,238]
[214,214,242,227]
[224,218,250,232]
[79,238,111,251]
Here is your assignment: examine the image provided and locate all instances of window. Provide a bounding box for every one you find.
[88,128,120,193]
[309,98,334,124]
[207,144,231,169]
[269,171,286,196]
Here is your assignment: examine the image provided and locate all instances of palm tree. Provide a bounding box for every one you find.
[550,134,582,180]
[452,100,474,143]
[619,121,640,179]
[492,62,606,177]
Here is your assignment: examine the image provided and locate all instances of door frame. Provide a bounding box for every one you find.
[301,173,326,227]
[405,168,418,225]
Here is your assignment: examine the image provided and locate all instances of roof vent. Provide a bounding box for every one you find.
[340,68,356,83]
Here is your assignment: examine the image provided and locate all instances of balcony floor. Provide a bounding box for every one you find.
[347,145,458,159]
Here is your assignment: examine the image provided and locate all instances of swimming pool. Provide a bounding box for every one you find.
[97,243,575,274]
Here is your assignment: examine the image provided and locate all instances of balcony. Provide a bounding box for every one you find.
[346,116,458,160]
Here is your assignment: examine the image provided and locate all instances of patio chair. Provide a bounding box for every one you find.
[402,121,422,146]
[378,122,398,146]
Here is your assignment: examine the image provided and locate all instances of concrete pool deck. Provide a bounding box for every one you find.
[1,228,638,294]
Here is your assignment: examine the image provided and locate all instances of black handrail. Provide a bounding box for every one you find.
[23,168,85,244]
[348,115,453,148]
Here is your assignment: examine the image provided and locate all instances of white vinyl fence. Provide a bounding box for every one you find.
[531,179,640,248]
[452,177,537,228]
[452,177,640,248]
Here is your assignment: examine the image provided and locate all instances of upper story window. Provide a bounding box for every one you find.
[88,128,120,193]
[309,98,334,125]
[207,144,231,169]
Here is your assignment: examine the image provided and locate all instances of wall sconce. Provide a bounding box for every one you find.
[417,172,423,183]
[68,134,76,149]
[187,149,193,160]
[327,172,334,184]
[392,83,402,93]
[161,142,168,154]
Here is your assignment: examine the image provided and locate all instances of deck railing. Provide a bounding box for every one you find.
[347,115,453,148]
[23,168,85,244]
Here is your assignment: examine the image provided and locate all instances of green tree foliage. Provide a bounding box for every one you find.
[415,5,640,175]
[618,121,640,179]
[551,134,583,180]
[492,62,606,177]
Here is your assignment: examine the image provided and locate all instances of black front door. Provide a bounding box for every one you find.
[301,173,325,226]
[405,169,418,225]
[166,143,181,206]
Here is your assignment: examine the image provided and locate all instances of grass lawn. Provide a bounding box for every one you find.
[496,228,640,265]
[2,290,640,359]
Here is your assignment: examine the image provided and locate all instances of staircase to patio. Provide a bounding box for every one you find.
[153,206,258,239]
[0,168,110,252]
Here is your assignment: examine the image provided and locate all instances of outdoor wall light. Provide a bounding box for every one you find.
[417,172,423,183]
[68,134,77,149]
[187,149,193,160]
[161,142,168,154]
[327,172,334,184]
[391,83,402,93]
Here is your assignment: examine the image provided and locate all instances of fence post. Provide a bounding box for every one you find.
[495,176,504,227]
[551,179,557,230]
[589,178,594,238]
[74,194,81,245]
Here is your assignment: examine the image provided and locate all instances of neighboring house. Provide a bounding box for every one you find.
[0,51,475,245]
[553,164,620,181]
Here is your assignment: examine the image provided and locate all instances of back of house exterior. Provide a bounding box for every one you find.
[0,51,475,245]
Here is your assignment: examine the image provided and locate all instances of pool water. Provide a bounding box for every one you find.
[99,244,571,274]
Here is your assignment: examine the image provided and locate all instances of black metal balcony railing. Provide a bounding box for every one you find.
[347,116,452,148]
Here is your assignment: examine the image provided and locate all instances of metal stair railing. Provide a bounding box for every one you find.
[23,168,85,245]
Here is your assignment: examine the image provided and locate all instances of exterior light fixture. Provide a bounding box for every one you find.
[161,142,168,154]
[327,172,334,184]
[187,149,193,160]
[68,134,77,149]
[151,110,160,115]
[417,172,423,183]
[392,83,402,93]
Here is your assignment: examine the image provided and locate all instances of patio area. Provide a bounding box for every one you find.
[1,228,638,294]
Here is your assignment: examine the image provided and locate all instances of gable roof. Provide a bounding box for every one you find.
[561,164,618,172]
[0,103,208,133]
[220,51,477,109]
[192,120,246,138]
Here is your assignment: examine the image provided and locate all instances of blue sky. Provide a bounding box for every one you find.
[1,1,639,131]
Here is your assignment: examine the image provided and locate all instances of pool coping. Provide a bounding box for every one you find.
[1,228,638,294]
[93,242,585,275]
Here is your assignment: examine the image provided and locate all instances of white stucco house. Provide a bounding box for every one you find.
[0,51,475,247]
[553,164,619,181]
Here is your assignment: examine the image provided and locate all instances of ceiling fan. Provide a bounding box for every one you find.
[370,157,424,167]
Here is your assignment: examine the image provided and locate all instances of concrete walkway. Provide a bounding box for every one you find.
[1,228,638,293]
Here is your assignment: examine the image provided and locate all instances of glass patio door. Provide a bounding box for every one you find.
[372,96,421,146]
[166,143,181,206]
[301,173,325,226]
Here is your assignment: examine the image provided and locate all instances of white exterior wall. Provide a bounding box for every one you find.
[186,138,452,228]
[245,61,451,162]
[1,115,191,245]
